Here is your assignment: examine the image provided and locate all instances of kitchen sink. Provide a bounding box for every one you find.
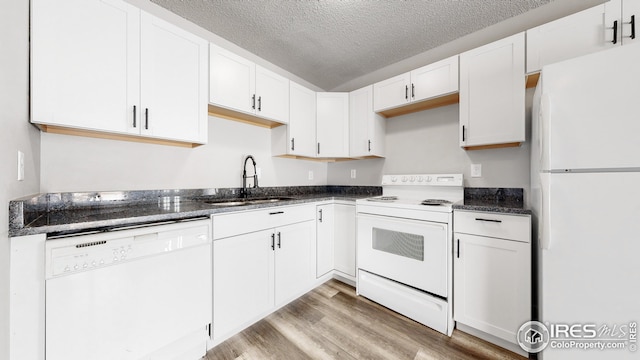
[203,196,297,207]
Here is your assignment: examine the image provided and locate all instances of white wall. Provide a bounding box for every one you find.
[329,89,534,203]
[0,1,42,359]
[41,116,327,192]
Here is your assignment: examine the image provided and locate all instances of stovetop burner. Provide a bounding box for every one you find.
[421,199,452,206]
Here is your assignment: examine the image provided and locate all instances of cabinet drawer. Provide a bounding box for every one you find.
[454,211,530,243]
[213,204,315,239]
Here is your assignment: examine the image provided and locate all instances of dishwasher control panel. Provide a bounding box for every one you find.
[45,220,211,278]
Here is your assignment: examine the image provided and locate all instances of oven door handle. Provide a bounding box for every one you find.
[356,213,447,231]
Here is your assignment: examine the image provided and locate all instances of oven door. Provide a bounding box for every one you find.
[357,213,448,297]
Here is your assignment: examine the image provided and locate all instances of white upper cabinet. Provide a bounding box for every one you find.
[373,72,411,113]
[459,33,525,149]
[209,44,255,115]
[31,0,208,145]
[373,55,458,116]
[31,0,140,135]
[349,85,385,158]
[527,0,640,74]
[139,12,208,143]
[209,44,289,124]
[271,81,316,158]
[316,92,349,158]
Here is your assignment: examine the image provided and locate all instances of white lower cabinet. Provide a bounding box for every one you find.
[333,204,356,278]
[453,211,531,352]
[316,203,356,280]
[211,205,315,345]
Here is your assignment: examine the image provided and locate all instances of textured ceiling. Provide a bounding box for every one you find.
[151,0,552,90]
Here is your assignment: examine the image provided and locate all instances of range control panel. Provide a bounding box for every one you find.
[381,174,463,186]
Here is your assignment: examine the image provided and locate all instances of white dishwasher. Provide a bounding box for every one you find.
[45,218,212,360]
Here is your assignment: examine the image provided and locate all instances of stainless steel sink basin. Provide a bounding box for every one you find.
[204,196,296,207]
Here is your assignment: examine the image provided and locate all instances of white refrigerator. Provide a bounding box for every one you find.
[531,42,640,359]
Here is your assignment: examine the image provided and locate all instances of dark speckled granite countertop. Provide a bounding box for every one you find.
[452,187,531,215]
[9,186,381,237]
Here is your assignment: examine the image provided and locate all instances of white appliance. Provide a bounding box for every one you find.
[356,174,463,335]
[45,219,212,360]
[532,43,640,360]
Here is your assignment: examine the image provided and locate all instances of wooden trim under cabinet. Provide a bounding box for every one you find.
[208,104,286,129]
[463,142,521,151]
[377,93,459,118]
[36,124,203,148]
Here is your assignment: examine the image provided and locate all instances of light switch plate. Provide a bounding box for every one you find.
[471,163,482,178]
[308,170,314,180]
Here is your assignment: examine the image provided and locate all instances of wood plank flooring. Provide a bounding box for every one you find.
[205,280,526,360]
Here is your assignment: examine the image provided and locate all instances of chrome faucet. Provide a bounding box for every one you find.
[241,155,258,197]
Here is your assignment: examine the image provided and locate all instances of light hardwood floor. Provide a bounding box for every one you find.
[205,279,527,360]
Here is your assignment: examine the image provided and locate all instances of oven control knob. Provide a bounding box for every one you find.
[426,176,432,182]
[391,176,397,182]
[401,176,407,182]
[409,176,415,182]
[417,176,424,182]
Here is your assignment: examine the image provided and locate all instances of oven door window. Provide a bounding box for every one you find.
[372,228,424,261]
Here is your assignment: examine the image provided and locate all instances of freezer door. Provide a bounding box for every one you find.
[541,42,640,171]
[540,172,640,359]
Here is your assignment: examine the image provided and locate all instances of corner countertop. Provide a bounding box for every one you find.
[452,187,531,215]
[9,186,381,238]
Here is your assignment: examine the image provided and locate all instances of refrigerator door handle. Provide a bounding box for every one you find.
[540,173,551,250]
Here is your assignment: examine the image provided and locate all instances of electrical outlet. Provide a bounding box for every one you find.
[471,163,482,178]
[350,169,357,179]
[17,151,25,181]
[308,170,314,180]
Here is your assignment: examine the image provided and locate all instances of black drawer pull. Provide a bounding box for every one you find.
[271,233,275,250]
[269,211,284,215]
[475,218,502,223]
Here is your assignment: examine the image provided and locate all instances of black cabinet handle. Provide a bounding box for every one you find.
[457,239,460,258]
[405,85,408,100]
[277,232,281,248]
[258,96,262,112]
[631,15,636,39]
[462,125,466,142]
[269,211,284,215]
[252,94,256,110]
[475,218,502,223]
[368,140,372,152]
[291,138,295,151]
[145,108,149,129]
[271,233,275,250]
[319,209,323,223]
[132,105,137,128]
[613,20,618,44]
[411,83,415,99]
[317,142,320,155]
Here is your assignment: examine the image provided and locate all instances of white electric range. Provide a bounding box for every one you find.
[356,174,463,336]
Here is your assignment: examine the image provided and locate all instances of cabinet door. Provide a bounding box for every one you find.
[622,0,640,45]
[213,229,274,342]
[526,4,613,73]
[316,92,349,158]
[255,66,289,123]
[373,72,410,112]
[31,0,140,134]
[349,85,385,158]
[288,82,317,157]
[454,233,530,343]
[316,205,335,278]
[459,32,525,148]
[209,43,255,115]
[333,204,356,277]
[410,55,459,103]
[275,221,315,306]
[140,12,208,143]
